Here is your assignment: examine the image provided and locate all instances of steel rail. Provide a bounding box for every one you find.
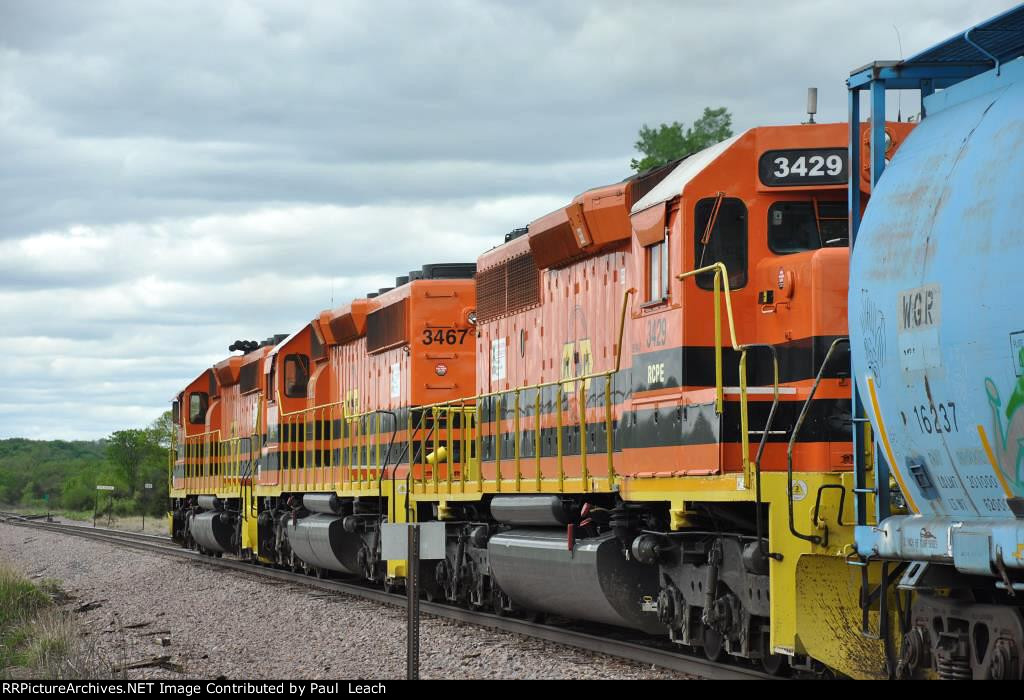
[0,514,778,680]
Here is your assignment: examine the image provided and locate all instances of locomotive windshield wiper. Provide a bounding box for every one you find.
[697,191,726,268]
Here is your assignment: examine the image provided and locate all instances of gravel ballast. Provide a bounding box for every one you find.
[0,522,692,680]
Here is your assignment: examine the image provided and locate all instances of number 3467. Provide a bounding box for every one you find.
[422,328,468,345]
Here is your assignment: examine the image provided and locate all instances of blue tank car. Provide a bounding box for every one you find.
[848,7,1024,680]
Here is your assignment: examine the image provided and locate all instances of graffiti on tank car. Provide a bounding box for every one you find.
[859,290,886,385]
[1012,331,1024,377]
[986,371,1024,490]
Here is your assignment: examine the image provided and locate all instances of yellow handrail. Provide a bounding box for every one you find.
[676,262,779,486]
[676,262,741,413]
[257,288,634,496]
[403,288,634,493]
[182,429,222,488]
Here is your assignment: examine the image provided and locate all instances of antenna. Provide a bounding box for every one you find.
[893,24,904,121]
[805,87,817,124]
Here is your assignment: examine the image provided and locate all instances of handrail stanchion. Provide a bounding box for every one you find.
[475,404,484,492]
[578,383,588,491]
[714,271,723,413]
[344,407,352,489]
[431,407,440,491]
[446,406,454,491]
[494,396,502,493]
[740,350,751,486]
[556,385,564,491]
[534,390,542,492]
[406,410,414,493]
[460,406,468,491]
[513,389,521,492]
[419,410,427,488]
[372,412,380,487]
[605,373,614,491]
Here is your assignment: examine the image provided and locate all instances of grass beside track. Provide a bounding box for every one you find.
[0,564,115,679]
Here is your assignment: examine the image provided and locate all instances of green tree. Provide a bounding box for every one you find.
[106,429,152,496]
[147,410,175,450]
[630,106,734,172]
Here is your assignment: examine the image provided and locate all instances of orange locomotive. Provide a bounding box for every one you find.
[407,121,914,676]
[472,123,912,485]
[170,265,478,583]
[170,336,280,550]
[169,121,914,678]
[254,263,477,582]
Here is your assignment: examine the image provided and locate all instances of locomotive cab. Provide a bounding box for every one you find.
[169,367,218,542]
[626,122,912,477]
[250,265,478,584]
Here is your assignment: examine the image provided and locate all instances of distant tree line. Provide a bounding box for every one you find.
[0,412,173,517]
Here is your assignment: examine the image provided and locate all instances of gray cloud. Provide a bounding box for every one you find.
[0,0,1012,438]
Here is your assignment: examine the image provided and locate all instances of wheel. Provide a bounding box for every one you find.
[492,588,512,617]
[759,634,788,676]
[703,627,725,662]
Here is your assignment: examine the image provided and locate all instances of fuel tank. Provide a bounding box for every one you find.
[190,510,234,553]
[284,514,363,574]
[487,529,662,633]
[850,59,1024,569]
[489,495,575,526]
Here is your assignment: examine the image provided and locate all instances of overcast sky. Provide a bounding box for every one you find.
[0,0,1014,440]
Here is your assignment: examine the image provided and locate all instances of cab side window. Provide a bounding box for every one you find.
[694,197,747,290]
[645,238,669,302]
[768,200,848,253]
[284,354,310,398]
[188,392,208,425]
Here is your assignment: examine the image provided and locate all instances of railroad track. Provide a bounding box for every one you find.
[0,513,778,680]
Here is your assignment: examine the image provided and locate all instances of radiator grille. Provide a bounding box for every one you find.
[475,252,540,323]
[366,299,408,353]
[239,361,260,394]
